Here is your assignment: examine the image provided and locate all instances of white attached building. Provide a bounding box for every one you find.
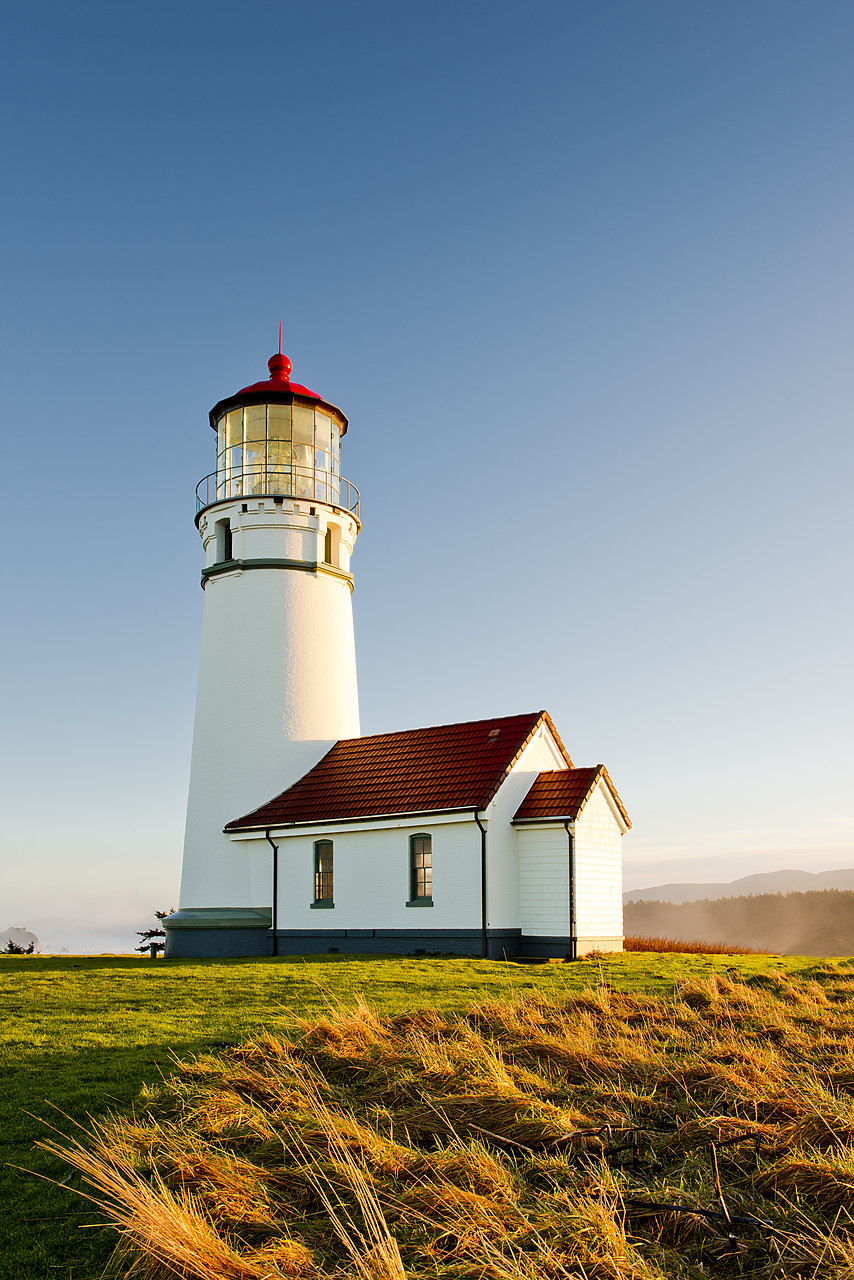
[166,351,631,960]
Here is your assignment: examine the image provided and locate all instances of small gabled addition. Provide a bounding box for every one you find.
[513,765,631,829]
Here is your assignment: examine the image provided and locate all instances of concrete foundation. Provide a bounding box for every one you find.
[163,921,623,960]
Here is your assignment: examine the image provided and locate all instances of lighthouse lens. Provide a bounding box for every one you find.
[245,405,266,441]
[267,403,291,441]
[265,404,292,494]
[207,400,350,508]
[292,404,313,445]
[226,409,243,449]
[314,412,333,503]
[315,413,332,454]
[292,405,314,497]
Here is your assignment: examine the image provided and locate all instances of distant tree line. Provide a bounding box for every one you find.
[624,888,854,956]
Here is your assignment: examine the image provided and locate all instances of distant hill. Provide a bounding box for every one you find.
[624,867,854,904]
[624,888,854,956]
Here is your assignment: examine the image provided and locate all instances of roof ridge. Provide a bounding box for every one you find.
[477,715,540,810]
[538,710,574,770]
[331,710,545,749]
[534,764,600,778]
[577,764,606,817]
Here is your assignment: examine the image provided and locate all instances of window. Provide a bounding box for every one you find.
[314,840,333,903]
[409,834,432,903]
[215,518,232,562]
[322,523,341,568]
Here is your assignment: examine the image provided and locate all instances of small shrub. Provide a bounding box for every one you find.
[3,939,34,955]
[135,909,174,954]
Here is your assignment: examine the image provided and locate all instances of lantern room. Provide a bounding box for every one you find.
[196,351,358,516]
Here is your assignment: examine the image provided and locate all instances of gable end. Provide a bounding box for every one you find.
[512,764,631,830]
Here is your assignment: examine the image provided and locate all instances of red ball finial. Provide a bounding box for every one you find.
[268,352,292,382]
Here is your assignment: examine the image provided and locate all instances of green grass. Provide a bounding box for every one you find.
[0,950,812,1279]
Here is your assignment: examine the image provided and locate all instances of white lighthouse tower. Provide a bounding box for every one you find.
[166,347,360,957]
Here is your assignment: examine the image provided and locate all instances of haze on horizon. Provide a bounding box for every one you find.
[2,1,852,953]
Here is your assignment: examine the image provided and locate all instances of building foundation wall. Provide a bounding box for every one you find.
[165,927,274,958]
[164,925,623,961]
[515,934,624,959]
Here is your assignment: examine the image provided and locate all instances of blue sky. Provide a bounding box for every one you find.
[2,1,852,951]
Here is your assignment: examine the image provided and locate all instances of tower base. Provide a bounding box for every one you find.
[165,908,273,958]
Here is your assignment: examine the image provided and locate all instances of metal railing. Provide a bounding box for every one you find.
[196,466,360,517]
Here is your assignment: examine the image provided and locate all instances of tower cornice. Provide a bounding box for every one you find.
[200,557,355,592]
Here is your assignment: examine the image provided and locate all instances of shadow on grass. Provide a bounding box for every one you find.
[1,1038,217,1279]
[0,953,516,1278]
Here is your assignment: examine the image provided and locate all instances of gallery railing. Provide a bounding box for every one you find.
[196,467,360,517]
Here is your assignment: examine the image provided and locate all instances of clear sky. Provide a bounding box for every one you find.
[2,1,852,952]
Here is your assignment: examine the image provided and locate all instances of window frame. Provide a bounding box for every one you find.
[407,833,433,906]
[214,517,232,563]
[311,839,334,908]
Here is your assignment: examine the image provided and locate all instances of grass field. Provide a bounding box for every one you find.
[0,950,819,1279]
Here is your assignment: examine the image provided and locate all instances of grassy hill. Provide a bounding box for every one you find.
[625,888,854,956]
[0,950,834,1279]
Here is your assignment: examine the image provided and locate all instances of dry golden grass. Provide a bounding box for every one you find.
[42,960,854,1280]
[624,934,769,954]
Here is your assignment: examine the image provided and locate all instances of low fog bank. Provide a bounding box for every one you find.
[625,888,854,956]
[3,880,177,956]
[4,913,157,955]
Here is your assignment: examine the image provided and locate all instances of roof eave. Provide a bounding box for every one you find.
[225,804,483,835]
[512,815,579,826]
[540,710,574,770]
[597,765,632,830]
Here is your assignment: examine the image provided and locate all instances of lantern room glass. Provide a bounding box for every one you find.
[215,403,343,504]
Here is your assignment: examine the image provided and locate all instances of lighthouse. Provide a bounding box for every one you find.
[166,348,360,958]
[166,345,632,962]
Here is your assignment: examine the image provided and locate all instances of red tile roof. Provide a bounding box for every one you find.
[225,711,572,831]
[512,765,631,828]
